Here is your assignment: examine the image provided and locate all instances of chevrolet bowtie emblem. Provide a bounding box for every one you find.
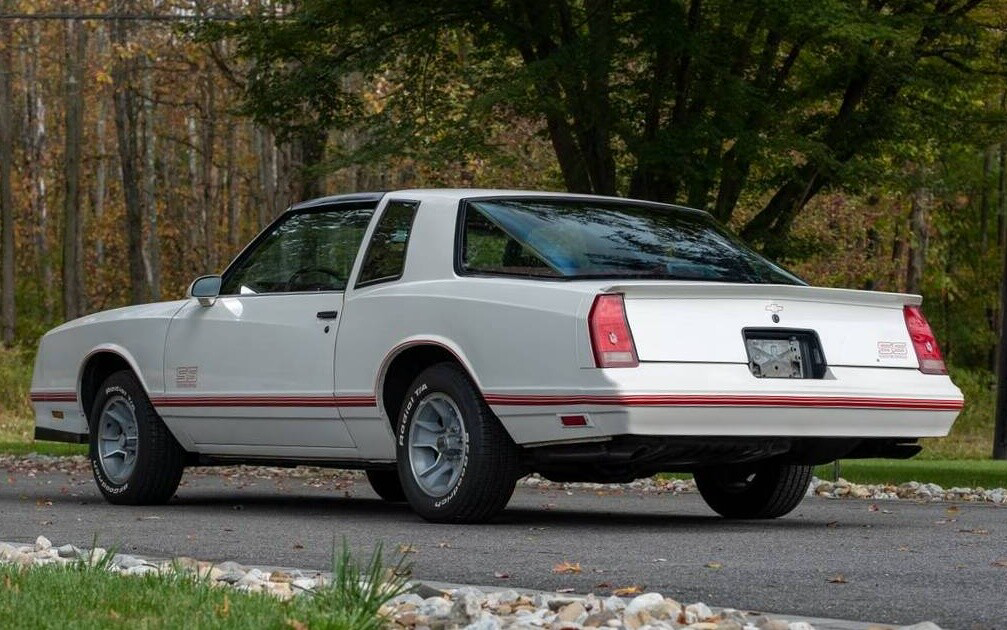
[765,303,784,314]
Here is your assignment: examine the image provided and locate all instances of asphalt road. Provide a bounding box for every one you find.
[1,464,1004,629]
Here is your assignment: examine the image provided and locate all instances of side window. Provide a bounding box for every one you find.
[461,206,559,277]
[220,206,375,295]
[356,200,419,287]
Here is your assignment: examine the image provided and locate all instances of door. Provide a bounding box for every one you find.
[160,202,376,458]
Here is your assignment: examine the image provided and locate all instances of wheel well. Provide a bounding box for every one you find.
[381,345,465,431]
[80,352,133,425]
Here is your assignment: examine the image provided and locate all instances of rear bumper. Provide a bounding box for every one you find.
[489,364,963,445]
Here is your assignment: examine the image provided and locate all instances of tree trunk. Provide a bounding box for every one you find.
[92,27,108,267]
[994,178,1007,460]
[905,187,929,295]
[111,11,149,305]
[201,71,217,271]
[21,22,51,313]
[255,125,276,229]
[296,128,325,201]
[141,66,160,300]
[0,7,14,346]
[225,120,239,252]
[62,19,87,321]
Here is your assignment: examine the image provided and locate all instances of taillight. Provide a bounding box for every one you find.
[589,294,639,368]
[903,305,946,375]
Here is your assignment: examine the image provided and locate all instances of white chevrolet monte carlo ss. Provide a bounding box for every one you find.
[30,189,963,523]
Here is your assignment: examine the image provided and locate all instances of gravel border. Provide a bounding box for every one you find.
[0,537,944,630]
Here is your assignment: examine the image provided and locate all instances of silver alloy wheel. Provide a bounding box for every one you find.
[97,395,139,484]
[407,392,468,497]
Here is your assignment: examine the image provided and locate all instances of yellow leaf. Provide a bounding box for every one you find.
[704,562,722,569]
[398,544,418,554]
[552,561,582,574]
[612,585,643,596]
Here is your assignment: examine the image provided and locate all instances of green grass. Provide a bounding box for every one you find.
[0,441,86,456]
[0,346,33,444]
[815,458,1007,488]
[0,541,409,630]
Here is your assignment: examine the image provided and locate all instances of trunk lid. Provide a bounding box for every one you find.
[611,282,920,369]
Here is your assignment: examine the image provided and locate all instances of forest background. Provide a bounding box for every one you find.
[0,0,1004,459]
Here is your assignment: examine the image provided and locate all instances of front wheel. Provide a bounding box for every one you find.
[694,462,812,519]
[89,370,185,505]
[396,363,520,523]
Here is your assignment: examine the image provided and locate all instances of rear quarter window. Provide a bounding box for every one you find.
[356,200,419,287]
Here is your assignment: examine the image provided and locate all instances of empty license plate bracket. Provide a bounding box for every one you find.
[742,328,827,379]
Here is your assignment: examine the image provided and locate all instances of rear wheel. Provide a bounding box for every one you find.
[395,362,520,523]
[365,469,406,502]
[89,371,185,505]
[694,462,812,519]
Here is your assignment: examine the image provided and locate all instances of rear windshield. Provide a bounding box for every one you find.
[460,198,803,285]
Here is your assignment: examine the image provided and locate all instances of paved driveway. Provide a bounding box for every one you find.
[1,462,1002,629]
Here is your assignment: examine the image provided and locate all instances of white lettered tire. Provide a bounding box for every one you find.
[396,362,519,523]
[89,371,185,505]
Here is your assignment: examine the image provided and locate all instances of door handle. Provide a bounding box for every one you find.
[316,310,339,320]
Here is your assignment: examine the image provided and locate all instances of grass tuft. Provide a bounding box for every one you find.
[0,541,412,629]
[311,539,412,630]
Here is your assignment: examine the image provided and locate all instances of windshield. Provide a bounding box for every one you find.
[460,198,803,285]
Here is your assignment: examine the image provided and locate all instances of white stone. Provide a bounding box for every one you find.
[603,595,627,612]
[625,592,665,616]
[684,602,714,624]
[34,536,51,552]
[418,596,453,618]
[388,593,424,607]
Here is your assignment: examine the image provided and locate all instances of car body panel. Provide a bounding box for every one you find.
[29,189,964,467]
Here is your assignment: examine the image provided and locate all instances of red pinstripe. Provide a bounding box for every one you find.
[482,394,963,411]
[148,395,377,408]
[28,391,77,403]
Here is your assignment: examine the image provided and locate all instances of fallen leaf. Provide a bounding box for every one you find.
[556,587,576,593]
[704,562,722,569]
[898,546,911,552]
[991,558,1007,568]
[215,596,230,618]
[868,504,879,512]
[827,574,848,584]
[946,506,960,515]
[286,620,308,630]
[595,582,611,589]
[494,571,510,579]
[398,544,418,554]
[826,521,839,528]
[541,503,557,511]
[613,585,643,596]
[958,528,990,535]
[436,542,451,548]
[292,543,304,550]
[552,561,582,574]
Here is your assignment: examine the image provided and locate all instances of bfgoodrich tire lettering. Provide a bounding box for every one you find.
[694,462,812,519]
[396,362,520,523]
[89,370,185,505]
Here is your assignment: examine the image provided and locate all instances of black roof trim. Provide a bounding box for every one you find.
[289,191,386,211]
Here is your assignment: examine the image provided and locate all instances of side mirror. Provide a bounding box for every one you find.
[187,275,222,307]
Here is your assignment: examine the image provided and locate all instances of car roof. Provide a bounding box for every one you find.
[288,188,698,211]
